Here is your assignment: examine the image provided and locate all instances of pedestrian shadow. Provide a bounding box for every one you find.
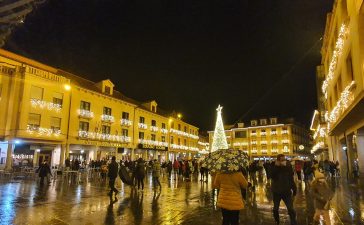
[130,188,144,225]
[104,196,118,225]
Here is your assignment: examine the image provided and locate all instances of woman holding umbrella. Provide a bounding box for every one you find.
[203,149,249,225]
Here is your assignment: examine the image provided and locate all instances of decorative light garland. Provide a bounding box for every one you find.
[78,131,131,143]
[327,81,355,127]
[138,123,148,129]
[121,119,132,126]
[169,128,199,139]
[27,125,61,137]
[282,130,289,134]
[313,124,327,139]
[270,131,277,135]
[260,131,266,136]
[78,109,94,118]
[161,128,168,134]
[138,139,168,147]
[311,141,325,154]
[271,140,278,144]
[150,126,159,132]
[261,141,267,145]
[30,99,62,112]
[282,140,290,144]
[101,115,114,122]
[322,23,349,98]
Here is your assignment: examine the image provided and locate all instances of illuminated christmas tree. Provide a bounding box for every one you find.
[211,105,229,152]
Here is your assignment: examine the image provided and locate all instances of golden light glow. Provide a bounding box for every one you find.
[64,84,71,91]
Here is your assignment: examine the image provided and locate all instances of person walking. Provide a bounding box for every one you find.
[167,161,173,180]
[173,159,180,180]
[107,156,119,196]
[135,158,146,191]
[36,160,51,185]
[311,171,333,225]
[214,171,248,225]
[271,154,297,225]
[152,159,162,190]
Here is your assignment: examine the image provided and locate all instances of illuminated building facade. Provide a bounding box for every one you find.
[314,1,364,177]
[0,49,200,169]
[208,118,311,159]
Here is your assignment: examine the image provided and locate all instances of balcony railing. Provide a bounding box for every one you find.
[121,119,132,126]
[30,98,62,112]
[78,109,94,119]
[78,131,131,143]
[150,126,159,132]
[101,115,114,123]
[138,123,148,129]
[161,128,168,134]
[27,125,61,137]
[138,139,168,147]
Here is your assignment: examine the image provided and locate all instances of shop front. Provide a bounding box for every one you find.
[137,144,168,162]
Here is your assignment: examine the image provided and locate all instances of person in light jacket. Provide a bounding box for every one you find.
[311,171,333,225]
[214,171,248,225]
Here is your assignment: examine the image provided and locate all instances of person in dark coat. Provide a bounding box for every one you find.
[271,154,297,225]
[107,156,119,196]
[36,160,51,185]
[135,158,146,191]
[167,161,173,180]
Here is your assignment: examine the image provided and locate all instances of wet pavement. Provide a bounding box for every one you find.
[0,172,363,225]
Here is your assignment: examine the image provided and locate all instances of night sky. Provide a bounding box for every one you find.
[5,0,333,131]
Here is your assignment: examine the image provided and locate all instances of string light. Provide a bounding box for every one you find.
[78,109,94,118]
[27,125,61,137]
[120,119,132,126]
[327,81,355,129]
[150,126,159,132]
[322,23,348,98]
[169,129,199,139]
[211,105,229,151]
[311,141,325,154]
[30,99,61,112]
[138,139,168,147]
[101,115,114,122]
[138,123,148,129]
[160,128,168,134]
[78,131,131,143]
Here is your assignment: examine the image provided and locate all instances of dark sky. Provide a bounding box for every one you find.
[5,0,333,131]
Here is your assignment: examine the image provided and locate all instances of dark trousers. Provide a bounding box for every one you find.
[296,171,302,180]
[137,177,144,190]
[153,176,161,188]
[40,176,45,185]
[109,178,118,194]
[221,209,239,225]
[272,192,297,225]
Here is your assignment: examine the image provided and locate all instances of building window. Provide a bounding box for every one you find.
[178,124,181,131]
[184,126,187,132]
[122,129,128,137]
[170,136,174,144]
[270,118,277,124]
[79,121,89,131]
[251,120,257,126]
[28,113,41,129]
[184,139,187,146]
[151,134,156,141]
[105,86,111,95]
[50,117,61,131]
[53,92,63,106]
[178,138,181,145]
[139,132,144,139]
[260,119,267,126]
[171,122,174,129]
[102,125,110,134]
[162,123,166,129]
[103,107,112,115]
[80,101,91,110]
[152,106,156,112]
[235,131,247,138]
[347,51,354,81]
[30,85,43,100]
[122,112,129,119]
[151,120,157,126]
[162,136,166,142]
[139,117,145,124]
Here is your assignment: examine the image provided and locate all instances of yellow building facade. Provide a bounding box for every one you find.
[0,49,200,170]
[209,118,311,159]
[314,0,364,177]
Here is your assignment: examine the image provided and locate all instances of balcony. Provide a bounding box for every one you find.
[138,139,168,147]
[121,119,132,126]
[27,125,61,137]
[150,126,159,132]
[78,109,94,119]
[30,98,62,112]
[138,123,148,129]
[161,128,168,134]
[78,130,132,143]
[101,115,114,123]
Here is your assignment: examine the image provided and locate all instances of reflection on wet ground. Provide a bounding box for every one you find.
[0,173,363,225]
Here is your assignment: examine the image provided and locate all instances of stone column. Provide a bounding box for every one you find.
[65,144,70,160]
[4,143,14,171]
[60,144,66,167]
[346,134,355,179]
[356,129,364,175]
